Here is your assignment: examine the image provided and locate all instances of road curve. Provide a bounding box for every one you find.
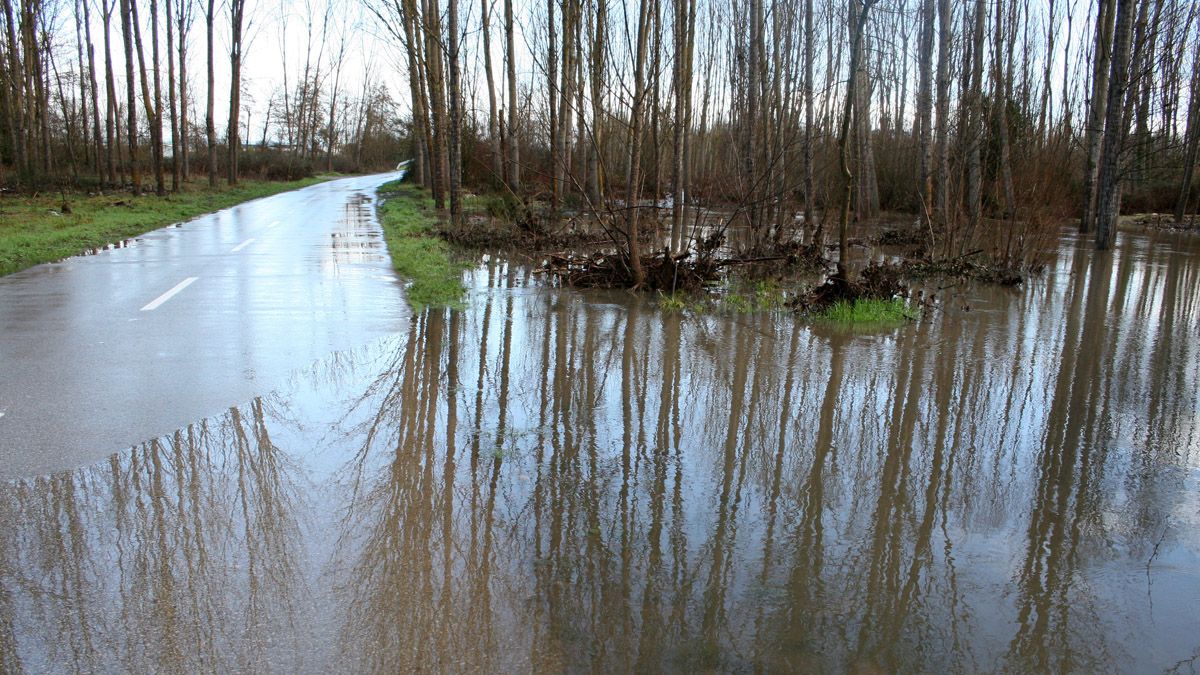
[0,172,411,478]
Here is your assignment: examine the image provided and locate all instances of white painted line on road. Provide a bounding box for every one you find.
[232,238,257,252]
[266,220,280,228]
[141,277,199,311]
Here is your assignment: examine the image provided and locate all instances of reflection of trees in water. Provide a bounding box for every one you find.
[0,395,305,672]
[333,244,1200,671]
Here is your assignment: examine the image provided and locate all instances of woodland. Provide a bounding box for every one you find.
[3,0,1199,290]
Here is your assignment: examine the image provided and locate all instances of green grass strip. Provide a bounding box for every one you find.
[376,180,467,311]
[0,177,328,277]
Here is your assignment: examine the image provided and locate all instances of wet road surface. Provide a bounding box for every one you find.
[2,222,1200,672]
[0,173,410,477]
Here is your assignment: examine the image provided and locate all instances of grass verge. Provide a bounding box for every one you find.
[0,177,328,276]
[816,298,916,324]
[376,180,467,310]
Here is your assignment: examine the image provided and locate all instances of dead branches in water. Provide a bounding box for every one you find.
[538,250,722,291]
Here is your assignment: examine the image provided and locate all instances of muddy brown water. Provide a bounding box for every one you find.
[2,227,1199,673]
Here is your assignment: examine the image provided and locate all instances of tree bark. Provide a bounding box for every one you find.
[166,0,179,190]
[101,0,120,184]
[176,0,189,180]
[1081,0,1116,232]
[1174,35,1200,224]
[915,0,935,214]
[803,0,816,238]
[670,0,696,253]
[625,0,653,288]
[120,0,141,193]
[586,0,604,204]
[505,0,519,191]
[933,0,951,226]
[447,0,463,224]
[227,0,245,185]
[835,0,878,282]
[963,0,986,249]
[1094,0,1137,250]
[480,0,502,184]
[205,0,216,186]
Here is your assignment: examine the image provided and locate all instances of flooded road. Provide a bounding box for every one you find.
[0,173,409,477]
[2,227,1199,672]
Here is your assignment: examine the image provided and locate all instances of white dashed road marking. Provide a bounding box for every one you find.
[141,277,199,311]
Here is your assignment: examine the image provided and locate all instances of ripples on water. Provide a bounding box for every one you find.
[1,228,1199,673]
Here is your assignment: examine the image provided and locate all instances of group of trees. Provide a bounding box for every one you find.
[385,0,1199,262]
[4,0,1199,259]
[1,0,243,192]
[0,0,404,193]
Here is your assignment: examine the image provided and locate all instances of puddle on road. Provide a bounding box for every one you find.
[2,231,1200,672]
[326,192,387,267]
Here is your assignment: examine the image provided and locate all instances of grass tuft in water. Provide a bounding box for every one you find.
[376,180,467,311]
[818,297,917,324]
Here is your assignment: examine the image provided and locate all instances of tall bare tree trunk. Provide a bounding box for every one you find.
[933,0,951,226]
[205,0,215,186]
[101,0,119,184]
[447,0,463,224]
[670,0,696,253]
[131,0,164,195]
[835,0,879,282]
[586,0,604,204]
[480,0,502,184]
[555,0,578,210]
[625,0,653,288]
[398,0,427,186]
[3,0,29,181]
[226,0,244,185]
[963,0,986,248]
[120,0,141,193]
[547,0,559,213]
[993,0,1015,219]
[746,0,763,235]
[177,0,189,181]
[82,0,105,183]
[1081,0,1116,232]
[166,0,179,190]
[73,0,91,170]
[915,0,935,214]
[803,0,816,237]
[1175,35,1200,224]
[423,0,450,208]
[1095,0,1137,250]
[505,0,519,191]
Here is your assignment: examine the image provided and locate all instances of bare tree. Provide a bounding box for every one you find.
[504,0,518,191]
[625,0,653,287]
[1094,0,1138,250]
[227,0,245,184]
[120,0,141,193]
[835,0,881,282]
[1081,0,1117,233]
[205,0,216,186]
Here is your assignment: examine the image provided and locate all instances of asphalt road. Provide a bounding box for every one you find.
[0,172,411,478]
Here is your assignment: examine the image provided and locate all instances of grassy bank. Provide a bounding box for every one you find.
[376,180,467,310]
[0,177,327,276]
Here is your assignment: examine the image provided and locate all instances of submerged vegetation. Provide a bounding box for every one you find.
[0,177,326,276]
[817,298,917,324]
[376,181,467,310]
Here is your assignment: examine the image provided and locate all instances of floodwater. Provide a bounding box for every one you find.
[2,228,1199,673]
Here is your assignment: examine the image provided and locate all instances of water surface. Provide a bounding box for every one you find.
[2,229,1199,673]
